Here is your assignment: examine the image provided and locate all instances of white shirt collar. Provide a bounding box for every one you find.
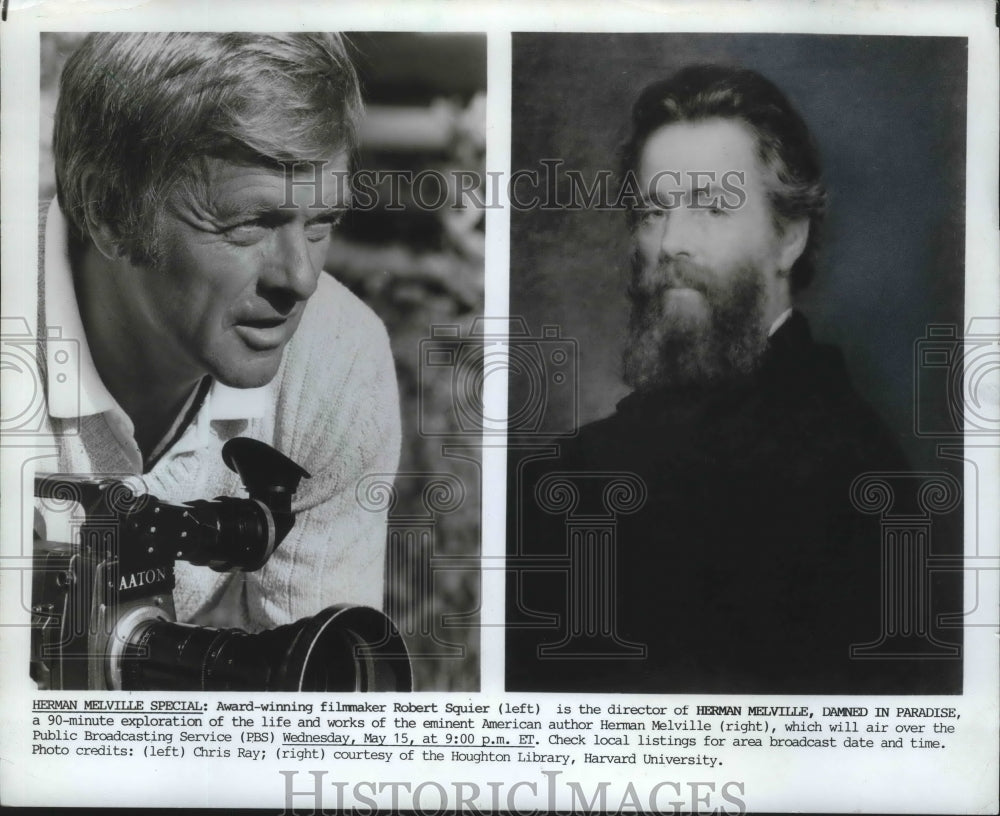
[44,199,118,418]
[767,307,794,338]
[43,199,269,424]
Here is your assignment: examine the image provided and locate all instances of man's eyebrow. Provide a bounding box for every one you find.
[318,202,352,213]
[637,189,680,208]
[215,198,350,220]
[305,204,350,221]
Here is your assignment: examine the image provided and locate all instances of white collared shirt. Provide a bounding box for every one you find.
[768,307,794,338]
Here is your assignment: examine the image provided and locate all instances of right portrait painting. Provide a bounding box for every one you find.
[505,33,967,695]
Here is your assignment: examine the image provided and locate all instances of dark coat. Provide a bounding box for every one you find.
[507,313,960,694]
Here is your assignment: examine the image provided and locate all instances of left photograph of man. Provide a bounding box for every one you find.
[28,32,485,692]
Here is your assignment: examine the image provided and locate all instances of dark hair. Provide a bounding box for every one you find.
[54,32,362,265]
[620,64,826,292]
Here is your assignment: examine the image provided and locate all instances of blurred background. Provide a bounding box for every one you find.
[40,32,486,691]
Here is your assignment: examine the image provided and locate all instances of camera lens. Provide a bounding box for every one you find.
[179,497,276,572]
[118,604,412,691]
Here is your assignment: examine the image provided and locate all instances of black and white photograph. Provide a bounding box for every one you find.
[506,33,967,695]
[0,1,997,814]
[25,30,484,693]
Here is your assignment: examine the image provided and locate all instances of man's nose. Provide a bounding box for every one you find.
[261,226,320,303]
[658,207,694,259]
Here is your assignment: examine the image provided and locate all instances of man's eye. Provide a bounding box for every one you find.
[637,207,666,225]
[224,221,267,244]
[305,217,338,242]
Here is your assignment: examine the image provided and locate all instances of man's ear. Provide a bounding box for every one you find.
[777,218,809,276]
[79,170,124,262]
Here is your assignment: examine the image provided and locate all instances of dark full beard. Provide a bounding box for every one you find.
[622,253,770,391]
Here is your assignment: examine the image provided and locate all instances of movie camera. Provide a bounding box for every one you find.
[30,438,411,691]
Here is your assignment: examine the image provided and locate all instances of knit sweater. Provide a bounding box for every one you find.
[35,201,401,631]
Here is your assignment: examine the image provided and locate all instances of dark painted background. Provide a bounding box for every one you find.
[509,34,967,473]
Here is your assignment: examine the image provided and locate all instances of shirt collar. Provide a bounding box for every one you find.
[767,307,794,338]
[205,380,270,420]
[43,199,269,423]
[44,199,117,418]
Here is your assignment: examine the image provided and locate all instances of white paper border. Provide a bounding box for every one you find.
[2,1,997,812]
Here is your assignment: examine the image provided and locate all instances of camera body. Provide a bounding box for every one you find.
[31,438,412,692]
[33,473,172,690]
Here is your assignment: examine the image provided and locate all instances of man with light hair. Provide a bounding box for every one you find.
[38,33,399,630]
